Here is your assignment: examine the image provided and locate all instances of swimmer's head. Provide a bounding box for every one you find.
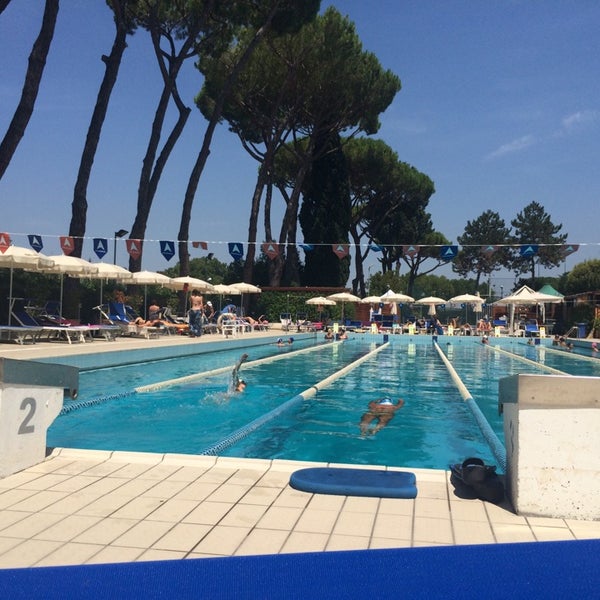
[236,380,246,391]
[378,397,393,405]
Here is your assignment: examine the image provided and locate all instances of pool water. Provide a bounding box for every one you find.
[47,336,600,471]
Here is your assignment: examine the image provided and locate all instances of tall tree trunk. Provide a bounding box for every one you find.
[128,28,194,272]
[177,19,274,277]
[69,1,130,258]
[0,0,58,180]
[242,161,269,283]
[0,0,13,16]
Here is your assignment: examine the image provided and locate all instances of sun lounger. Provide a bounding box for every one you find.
[11,310,94,344]
[0,326,43,345]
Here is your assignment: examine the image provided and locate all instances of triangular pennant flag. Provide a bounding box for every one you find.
[228,242,244,260]
[440,245,458,261]
[520,244,538,257]
[192,241,208,250]
[60,236,75,255]
[126,238,142,260]
[560,244,579,257]
[93,237,108,260]
[481,245,499,255]
[28,234,43,252]
[403,245,419,258]
[332,243,349,259]
[300,244,314,252]
[368,243,383,252]
[160,240,176,261]
[261,242,279,260]
[0,232,11,253]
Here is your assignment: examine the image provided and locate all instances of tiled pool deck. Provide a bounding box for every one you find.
[1,332,599,569]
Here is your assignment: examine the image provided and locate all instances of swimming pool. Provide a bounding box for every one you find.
[46,335,600,471]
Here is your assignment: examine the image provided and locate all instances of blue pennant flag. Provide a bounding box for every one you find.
[520,244,538,257]
[93,237,108,260]
[369,243,383,252]
[300,243,314,252]
[28,234,43,252]
[160,240,175,261]
[228,242,244,260]
[440,245,458,261]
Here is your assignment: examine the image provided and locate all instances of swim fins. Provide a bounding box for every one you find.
[450,457,504,504]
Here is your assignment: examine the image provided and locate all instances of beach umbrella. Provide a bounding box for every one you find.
[85,262,132,305]
[168,276,215,292]
[0,245,54,324]
[448,292,484,325]
[210,283,241,311]
[126,270,173,315]
[360,295,383,304]
[229,282,261,315]
[40,255,98,318]
[414,296,447,317]
[306,296,336,321]
[379,289,415,303]
[327,292,361,322]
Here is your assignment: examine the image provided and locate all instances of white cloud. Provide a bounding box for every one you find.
[486,134,536,160]
[561,110,600,133]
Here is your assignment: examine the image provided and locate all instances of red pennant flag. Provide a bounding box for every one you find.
[0,232,11,253]
[126,238,142,260]
[332,243,349,259]
[192,241,208,250]
[403,245,419,258]
[60,236,75,255]
[560,244,579,257]
[261,242,279,260]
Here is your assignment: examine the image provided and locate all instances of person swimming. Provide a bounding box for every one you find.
[231,353,248,392]
[359,397,404,435]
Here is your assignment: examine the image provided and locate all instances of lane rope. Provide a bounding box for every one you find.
[200,342,390,456]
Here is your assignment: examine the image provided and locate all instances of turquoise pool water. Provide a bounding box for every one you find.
[47,336,600,470]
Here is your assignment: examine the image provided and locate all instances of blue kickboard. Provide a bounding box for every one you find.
[289,467,417,498]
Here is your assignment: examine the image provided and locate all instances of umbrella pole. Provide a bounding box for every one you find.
[59,274,64,320]
[8,267,14,325]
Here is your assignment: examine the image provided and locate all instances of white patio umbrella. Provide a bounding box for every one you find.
[448,293,484,325]
[86,262,132,305]
[40,255,98,318]
[210,283,241,311]
[379,289,415,303]
[360,295,383,304]
[229,282,261,315]
[0,245,54,324]
[327,292,361,322]
[126,270,173,316]
[414,296,447,317]
[168,276,215,292]
[306,296,336,322]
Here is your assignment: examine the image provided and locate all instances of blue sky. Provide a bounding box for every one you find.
[1,1,599,290]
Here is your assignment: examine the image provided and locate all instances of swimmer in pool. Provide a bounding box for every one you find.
[359,397,404,436]
[232,353,249,392]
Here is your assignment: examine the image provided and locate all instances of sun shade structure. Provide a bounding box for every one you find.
[0,245,55,325]
[327,292,362,322]
[496,285,564,333]
[448,292,485,326]
[360,295,383,304]
[379,290,415,303]
[168,276,215,292]
[84,262,132,305]
[306,296,336,306]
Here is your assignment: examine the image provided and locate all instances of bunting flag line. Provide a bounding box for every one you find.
[228,242,244,260]
[192,241,208,250]
[481,245,499,255]
[261,242,279,260]
[160,240,175,261]
[440,245,458,261]
[60,236,75,255]
[93,238,108,260]
[332,243,350,259]
[28,234,43,252]
[300,243,314,251]
[0,232,11,253]
[403,245,419,258]
[126,239,142,260]
[560,244,579,257]
[520,244,538,257]
[368,243,383,252]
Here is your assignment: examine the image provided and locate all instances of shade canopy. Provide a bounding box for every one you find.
[128,270,172,286]
[42,255,98,276]
[497,285,563,305]
[379,290,415,303]
[327,292,362,303]
[414,296,447,305]
[229,282,261,294]
[448,293,484,304]
[306,296,336,306]
[168,276,215,292]
[211,283,241,295]
[0,245,55,325]
[360,295,383,304]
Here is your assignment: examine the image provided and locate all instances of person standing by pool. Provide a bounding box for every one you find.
[359,397,404,436]
[232,353,249,392]
[189,290,204,337]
